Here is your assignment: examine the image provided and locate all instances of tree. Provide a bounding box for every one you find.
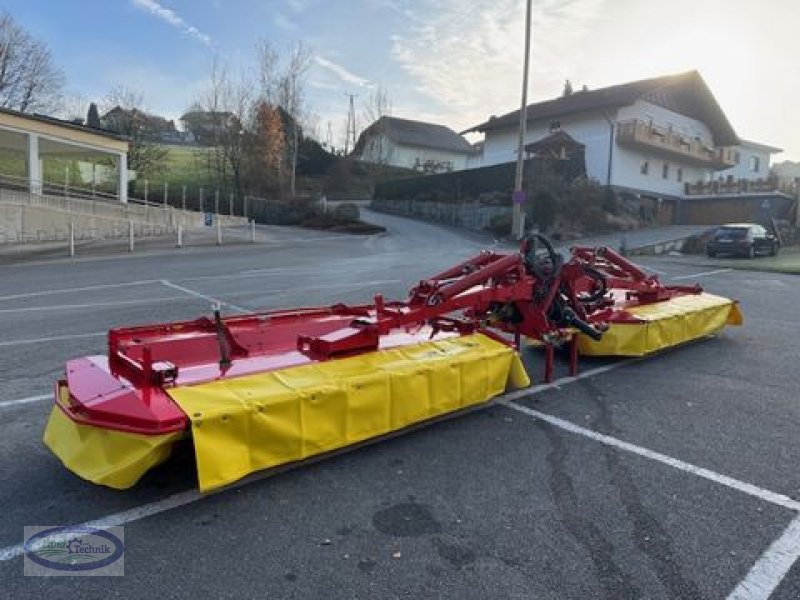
[362,84,392,124]
[361,84,393,164]
[86,102,101,129]
[254,40,312,197]
[247,101,286,193]
[0,11,64,113]
[193,57,253,202]
[102,86,168,187]
[275,42,311,198]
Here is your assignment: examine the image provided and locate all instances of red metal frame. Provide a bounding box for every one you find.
[57,240,704,435]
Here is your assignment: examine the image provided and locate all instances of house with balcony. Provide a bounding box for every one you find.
[466,70,793,225]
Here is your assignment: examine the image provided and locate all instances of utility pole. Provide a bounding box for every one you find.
[344,93,358,155]
[512,0,532,240]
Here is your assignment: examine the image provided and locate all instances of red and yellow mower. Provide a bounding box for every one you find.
[44,235,741,492]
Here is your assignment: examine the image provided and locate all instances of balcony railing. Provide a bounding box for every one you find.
[616,119,737,170]
[684,177,787,196]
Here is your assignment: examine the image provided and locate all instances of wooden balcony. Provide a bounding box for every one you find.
[616,119,737,170]
[684,177,783,196]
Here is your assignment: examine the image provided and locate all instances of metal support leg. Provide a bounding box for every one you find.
[544,344,554,383]
[569,334,579,377]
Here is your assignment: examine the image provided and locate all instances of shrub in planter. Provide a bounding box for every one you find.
[334,202,360,221]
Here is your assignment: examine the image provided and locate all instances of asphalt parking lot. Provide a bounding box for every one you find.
[0,210,798,599]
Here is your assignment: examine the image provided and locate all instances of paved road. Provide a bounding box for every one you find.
[0,210,798,598]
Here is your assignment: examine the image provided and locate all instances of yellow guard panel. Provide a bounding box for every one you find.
[43,399,182,489]
[168,333,530,492]
[578,292,742,356]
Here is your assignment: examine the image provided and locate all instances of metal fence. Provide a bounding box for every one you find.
[0,187,248,246]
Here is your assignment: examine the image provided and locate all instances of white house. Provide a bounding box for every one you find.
[716,139,782,181]
[355,116,475,173]
[464,71,794,224]
[467,71,742,197]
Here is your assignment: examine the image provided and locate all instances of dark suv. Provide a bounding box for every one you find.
[706,223,780,258]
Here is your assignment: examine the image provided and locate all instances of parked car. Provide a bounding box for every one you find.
[706,223,780,258]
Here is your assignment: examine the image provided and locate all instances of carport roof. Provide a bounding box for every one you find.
[0,106,129,153]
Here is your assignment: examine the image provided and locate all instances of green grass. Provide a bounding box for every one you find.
[161,145,213,187]
[707,247,800,274]
[130,144,214,196]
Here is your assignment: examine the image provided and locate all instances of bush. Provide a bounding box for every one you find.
[334,202,360,221]
[486,212,512,236]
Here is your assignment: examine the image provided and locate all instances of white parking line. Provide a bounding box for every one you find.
[0,296,186,314]
[0,332,105,347]
[0,280,160,302]
[3,355,798,598]
[727,514,800,600]
[498,399,800,513]
[671,268,732,280]
[0,393,50,409]
[160,280,250,313]
[0,490,202,561]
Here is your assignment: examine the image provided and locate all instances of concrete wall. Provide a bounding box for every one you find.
[371,197,509,231]
[0,204,172,244]
[678,193,795,226]
[0,189,247,244]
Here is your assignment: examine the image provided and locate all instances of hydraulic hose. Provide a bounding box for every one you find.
[559,306,604,341]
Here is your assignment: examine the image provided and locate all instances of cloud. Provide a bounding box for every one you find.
[367,0,421,23]
[313,56,371,87]
[273,13,297,30]
[389,0,607,131]
[287,0,311,12]
[131,0,211,45]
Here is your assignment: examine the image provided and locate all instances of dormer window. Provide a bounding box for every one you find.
[749,156,760,172]
[549,120,561,133]
[640,160,650,175]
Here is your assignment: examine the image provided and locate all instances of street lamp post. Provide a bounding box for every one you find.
[512,0,532,240]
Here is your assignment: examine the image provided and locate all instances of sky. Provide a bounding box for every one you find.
[5,0,799,160]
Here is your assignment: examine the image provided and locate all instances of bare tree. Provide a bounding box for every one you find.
[102,85,168,187]
[0,11,64,113]
[361,84,393,164]
[276,42,311,198]
[362,84,392,124]
[256,41,279,103]
[254,40,312,198]
[194,57,254,202]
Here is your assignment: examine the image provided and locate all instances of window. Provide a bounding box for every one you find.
[749,156,760,172]
[676,168,683,183]
[662,163,669,179]
[640,160,649,175]
[549,120,561,132]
